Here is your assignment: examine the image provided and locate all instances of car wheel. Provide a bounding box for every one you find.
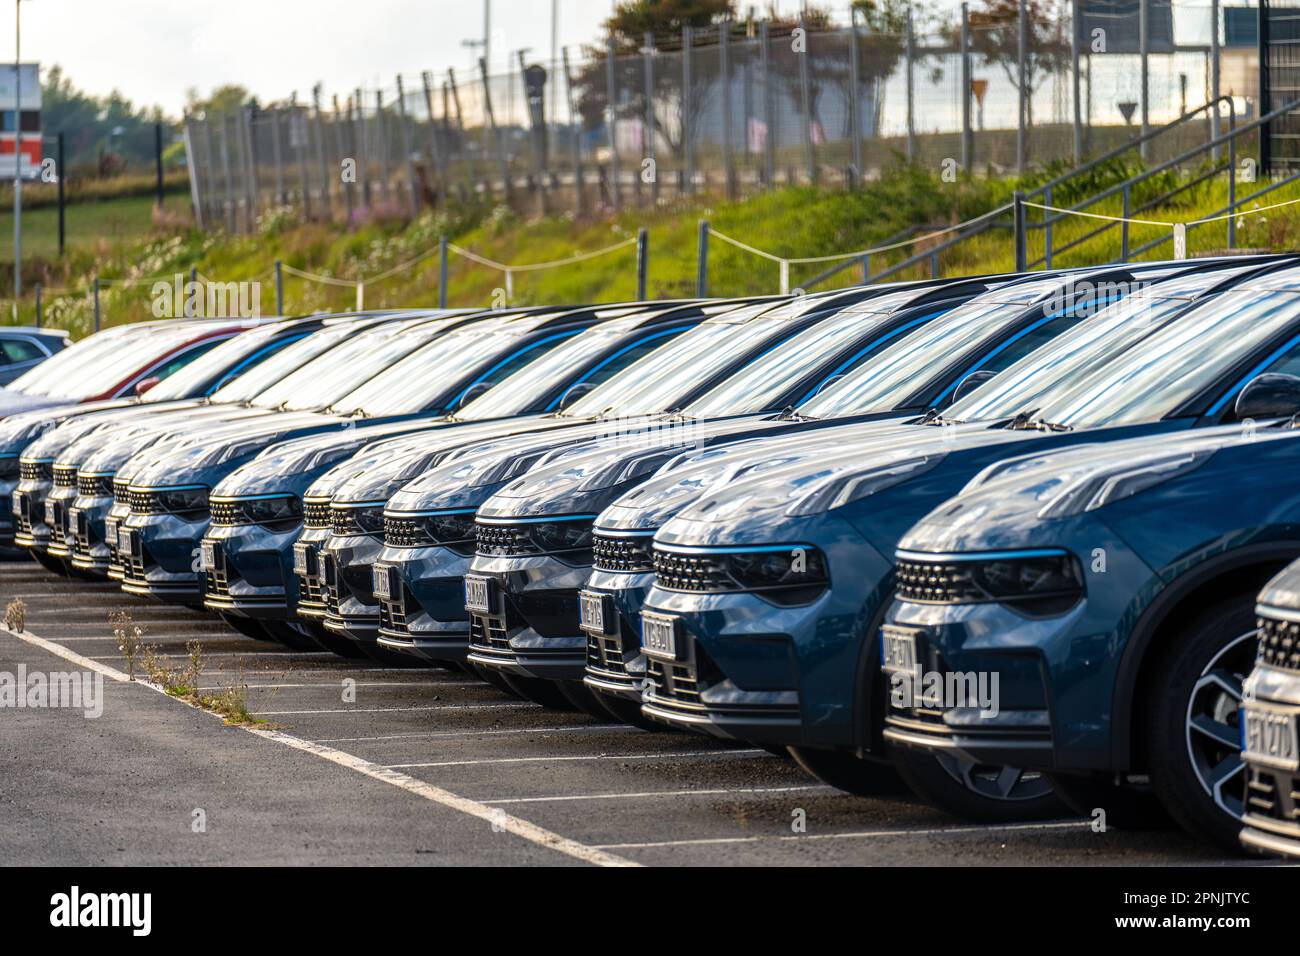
[499,673,580,711]
[1044,773,1173,830]
[557,680,616,721]
[789,746,907,797]
[219,612,274,642]
[31,550,69,576]
[891,747,1065,821]
[1143,597,1256,852]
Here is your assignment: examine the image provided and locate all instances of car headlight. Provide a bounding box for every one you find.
[653,544,830,605]
[332,503,386,538]
[895,550,1084,616]
[1036,450,1214,519]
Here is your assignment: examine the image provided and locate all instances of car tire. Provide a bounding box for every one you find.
[1142,596,1256,853]
[219,612,274,642]
[499,673,580,711]
[258,619,325,652]
[789,745,907,797]
[557,680,616,721]
[31,550,69,576]
[891,747,1065,822]
[1044,773,1173,830]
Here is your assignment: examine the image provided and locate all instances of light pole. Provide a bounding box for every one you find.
[13,0,24,310]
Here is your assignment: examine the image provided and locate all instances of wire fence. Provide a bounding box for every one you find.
[181,2,1265,233]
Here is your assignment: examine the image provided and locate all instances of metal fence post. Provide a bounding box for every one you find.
[848,9,863,183]
[1070,0,1082,165]
[1017,0,1027,174]
[696,219,709,297]
[643,33,658,205]
[311,85,332,220]
[1140,0,1150,160]
[419,71,445,208]
[447,69,479,197]
[333,94,354,225]
[1121,185,1131,261]
[240,106,258,228]
[760,20,775,187]
[798,16,817,182]
[270,107,285,205]
[56,133,66,255]
[604,39,621,209]
[905,9,916,163]
[1013,191,1027,271]
[1211,0,1221,161]
[220,113,236,232]
[395,76,422,217]
[480,57,513,203]
[182,114,205,230]
[636,227,648,300]
[34,282,40,327]
[439,236,448,308]
[1228,130,1237,248]
[291,97,312,218]
[275,259,284,316]
[1044,184,1053,268]
[92,277,101,332]
[683,26,695,195]
[721,19,735,199]
[375,89,392,200]
[354,88,371,207]
[961,3,972,172]
[561,49,586,216]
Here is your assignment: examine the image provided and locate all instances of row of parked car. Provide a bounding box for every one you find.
[5,258,1300,858]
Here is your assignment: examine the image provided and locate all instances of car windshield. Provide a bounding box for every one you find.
[561,302,789,419]
[946,266,1263,423]
[329,322,542,416]
[1032,287,1300,428]
[682,294,937,417]
[209,323,359,404]
[454,314,649,420]
[250,321,437,411]
[143,321,286,402]
[795,294,1054,418]
[5,325,139,394]
[38,324,218,399]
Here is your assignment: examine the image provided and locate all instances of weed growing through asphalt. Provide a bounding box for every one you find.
[199,659,260,726]
[111,608,145,679]
[3,597,26,633]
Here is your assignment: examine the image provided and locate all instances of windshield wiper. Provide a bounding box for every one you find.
[919,408,963,427]
[778,405,810,422]
[1006,411,1072,432]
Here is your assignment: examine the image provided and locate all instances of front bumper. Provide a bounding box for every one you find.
[320,533,385,643]
[202,521,304,619]
[1241,663,1300,859]
[581,568,656,704]
[12,477,53,550]
[118,512,209,603]
[0,474,18,547]
[67,492,115,574]
[373,544,475,663]
[43,482,80,559]
[464,553,593,681]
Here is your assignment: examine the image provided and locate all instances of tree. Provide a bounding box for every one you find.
[41,65,171,171]
[955,0,1070,130]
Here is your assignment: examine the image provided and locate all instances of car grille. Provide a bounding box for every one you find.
[468,614,513,653]
[586,628,630,677]
[304,500,332,528]
[594,533,654,572]
[1257,615,1300,672]
[476,523,535,557]
[385,515,431,548]
[894,558,984,604]
[72,511,95,562]
[210,500,239,526]
[1246,765,1300,829]
[652,550,732,592]
[646,657,702,706]
[378,587,412,634]
[128,490,157,514]
[19,460,51,481]
[47,500,65,544]
[52,464,78,488]
[320,552,341,615]
[205,542,232,595]
[78,474,114,497]
[298,560,325,609]
[113,478,130,504]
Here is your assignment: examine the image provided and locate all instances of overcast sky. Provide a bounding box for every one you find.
[15,0,859,114]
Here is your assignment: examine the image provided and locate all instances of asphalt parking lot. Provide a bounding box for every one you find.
[0,558,1266,866]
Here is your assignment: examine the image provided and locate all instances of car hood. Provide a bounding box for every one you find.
[597,417,930,531]
[36,403,276,466]
[125,412,346,488]
[898,423,1290,553]
[477,414,798,519]
[0,396,153,452]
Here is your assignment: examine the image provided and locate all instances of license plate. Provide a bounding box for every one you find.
[881,626,919,677]
[67,507,83,541]
[578,590,610,635]
[372,564,394,600]
[44,499,57,527]
[1243,701,1300,771]
[10,491,22,518]
[641,612,680,661]
[118,527,134,556]
[464,574,495,613]
[293,542,313,576]
[105,517,119,547]
[200,541,217,572]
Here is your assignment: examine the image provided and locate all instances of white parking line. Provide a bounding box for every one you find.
[385,748,767,769]
[197,681,469,691]
[311,724,639,743]
[254,702,535,715]
[85,651,338,660]
[2,624,638,868]
[593,820,1088,850]
[485,784,833,805]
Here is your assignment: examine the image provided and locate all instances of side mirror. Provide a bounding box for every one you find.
[135,376,162,396]
[557,381,596,411]
[951,369,997,404]
[456,381,493,409]
[1233,372,1300,420]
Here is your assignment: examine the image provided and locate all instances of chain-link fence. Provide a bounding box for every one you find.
[183,3,1263,233]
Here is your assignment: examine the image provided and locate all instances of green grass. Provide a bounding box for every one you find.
[0,193,164,261]
[5,161,1299,338]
